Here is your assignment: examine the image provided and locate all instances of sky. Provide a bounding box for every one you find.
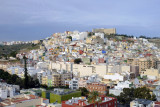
[0,0,160,41]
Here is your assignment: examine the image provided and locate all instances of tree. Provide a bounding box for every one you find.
[15,78,24,88]
[23,55,29,89]
[118,87,156,105]
[139,35,146,39]
[0,68,40,89]
[107,93,117,98]
[134,87,156,100]
[34,78,40,88]
[118,88,134,104]
[79,87,89,97]
[9,51,17,58]
[41,84,48,89]
[74,58,82,64]
[11,74,19,83]
[88,91,99,104]
[67,36,72,41]
[88,32,92,37]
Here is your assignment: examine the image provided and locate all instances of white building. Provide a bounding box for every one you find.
[67,78,79,90]
[153,85,160,101]
[0,82,20,99]
[104,73,125,82]
[71,31,88,41]
[109,81,132,96]
[95,33,104,39]
[130,99,153,107]
[115,81,132,90]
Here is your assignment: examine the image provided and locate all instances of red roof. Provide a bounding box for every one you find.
[43,98,48,101]
[155,101,160,105]
[144,53,152,57]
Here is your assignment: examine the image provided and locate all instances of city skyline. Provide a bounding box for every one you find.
[0,0,160,41]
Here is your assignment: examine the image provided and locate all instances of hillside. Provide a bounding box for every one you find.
[0,43,40,59]
[148,39,160,48]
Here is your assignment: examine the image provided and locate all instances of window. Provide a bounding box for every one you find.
[106,104,108,107]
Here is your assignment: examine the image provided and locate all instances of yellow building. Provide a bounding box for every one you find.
[91,36,96,39]
[42,76,48,85]
[127,58,155,72]
[121,65,130,73]
[65,38,71,43]
[139,58,155,72]
[32,40,40,44]
[86,38,92,44]
[0,64,8,71]
[141,68,160,80]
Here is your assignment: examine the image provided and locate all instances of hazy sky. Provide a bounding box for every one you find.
[0,0,160,41]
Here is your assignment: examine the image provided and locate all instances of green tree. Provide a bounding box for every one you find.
[67,36,72,41]
[134,87,156,100]
[11,74,19,82]
[88,32,92,37]
[107,93,117,98]
[74,58,82,64]
[79,87,89,97]
[88,91,99,104]
[118,88,134,104]
[34,78,40,88]
[118,87,156,104]
[0,69,40,89]
[139,35,146,39]
[23,55,29,89]
[41,84,48,89]
[9,51,17,58]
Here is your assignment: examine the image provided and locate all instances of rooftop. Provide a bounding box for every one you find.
[63,96,116,106]
[0,94,41,106]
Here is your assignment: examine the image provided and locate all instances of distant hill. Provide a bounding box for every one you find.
[0,43,40,59]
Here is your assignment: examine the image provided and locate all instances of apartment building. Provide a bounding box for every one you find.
[57,70,72,86]
[68,78,79,90]
[86,82,107,95]
[42,76,48,85]
[78,75,102,88]
[127,58,156,72]
[52,73,61,87]
[130,65,139,77]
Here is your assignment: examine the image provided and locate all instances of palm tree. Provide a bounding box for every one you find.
[88,91,99,104]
